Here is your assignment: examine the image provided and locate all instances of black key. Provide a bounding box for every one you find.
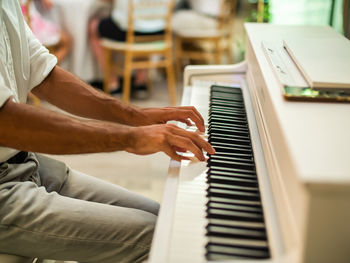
[209,166,256,177]
[208,236,268,249]
[206,244,270,259]
[207,201,262,213]
[209,159,255,171]
[208,188,260,202]
[206,225,267,240]
[210,106,246,116]
[209,127,250,138]
[207,208,263,222]
[209,111,247,120]
[208,218,265,228]
[208,174,258,187]
[209,136,251,146]
[210,114,248,124]
[211,85,242,94]
[209,154,253,164]
[208,183,258,194]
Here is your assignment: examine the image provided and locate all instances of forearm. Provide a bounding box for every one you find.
[0,99,134,155]
[32,66,143,126]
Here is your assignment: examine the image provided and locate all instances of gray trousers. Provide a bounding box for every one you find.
[0,153,159,263]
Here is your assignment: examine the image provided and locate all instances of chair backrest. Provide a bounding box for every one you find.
[126,0,175,45]
[217,0,237,31]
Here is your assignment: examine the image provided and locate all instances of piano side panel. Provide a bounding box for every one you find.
[245,38,305,255]
[245,23,350,262]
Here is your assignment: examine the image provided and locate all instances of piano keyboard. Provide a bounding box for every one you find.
[206,85,270,260]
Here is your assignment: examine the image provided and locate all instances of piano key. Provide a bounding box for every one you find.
[211,95,243,100]
[206,244,270,259]
[209,136,251,146]
[207,188,260,201]
[209,154,253,164]
[208,111,247,122]
[209,122,249,131]
[207,208,263,222]
[209,167,256,177]
[208,236,268,248]
[211,89,242,95]
[210,101,245,109]
[211,85,242,94]
[208,174,258,187]
[210,92,242,101]
[208,218,265,229]
[207,201,262,213]
[206,252,254,261]
[211,143,252,152]
[206,225,267,240]
[210,114,248,124]
[209,127,250,138]
[208,183,258,193]
[208,159,255,171]
[210,105,246,115]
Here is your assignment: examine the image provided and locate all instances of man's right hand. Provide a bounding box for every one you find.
[126,124,215,162]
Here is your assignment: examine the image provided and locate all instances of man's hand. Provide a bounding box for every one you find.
[126,124,215,162]
[134,107,206,132]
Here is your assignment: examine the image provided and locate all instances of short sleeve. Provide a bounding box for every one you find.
[25,23,57,92]
[0,74,13,108]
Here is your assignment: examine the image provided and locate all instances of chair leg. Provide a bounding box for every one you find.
[122,52,132,103]
[165,49,177,106]
[103,47,112,94]
[175,37,183,80]
[215,38,222,64]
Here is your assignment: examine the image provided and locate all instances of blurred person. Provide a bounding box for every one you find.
[89,0,174,95]
[20,0,72,63]
[0,1,214,262]
[172,0,222,35]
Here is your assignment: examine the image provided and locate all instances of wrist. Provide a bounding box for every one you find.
[124,126,139,153]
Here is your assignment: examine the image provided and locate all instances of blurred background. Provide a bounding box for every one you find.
[23,0,350,202]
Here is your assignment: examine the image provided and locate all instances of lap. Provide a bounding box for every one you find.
[0,153,159,262]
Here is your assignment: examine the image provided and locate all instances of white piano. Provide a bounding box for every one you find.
[149,23,350,263]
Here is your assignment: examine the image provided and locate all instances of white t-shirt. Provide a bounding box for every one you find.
[111,0,167,33]
[0,0,57,162]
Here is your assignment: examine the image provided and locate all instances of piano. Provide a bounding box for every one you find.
[149,23,350,263]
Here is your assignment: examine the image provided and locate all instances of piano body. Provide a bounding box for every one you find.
[149,23,350,263]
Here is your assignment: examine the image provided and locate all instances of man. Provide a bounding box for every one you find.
[0,1,214,262]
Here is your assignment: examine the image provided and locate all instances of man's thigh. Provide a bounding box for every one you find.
[0,180,156,263]
[36,153,159,215]
[59,169,159,216]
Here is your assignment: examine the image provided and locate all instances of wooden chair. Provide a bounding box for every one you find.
[101,0,177,105]
[174,0,237,75]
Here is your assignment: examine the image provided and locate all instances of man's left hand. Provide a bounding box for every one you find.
[135,107,205,132]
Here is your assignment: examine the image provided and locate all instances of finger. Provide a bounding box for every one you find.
[168,134,206,161]
[183,109,205,132]
[173,146,187,152]
[179,106,205,131]
[168,108,205,132]
[170,125,215,155]
[164,144,189,162]
[175,118,192,127]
